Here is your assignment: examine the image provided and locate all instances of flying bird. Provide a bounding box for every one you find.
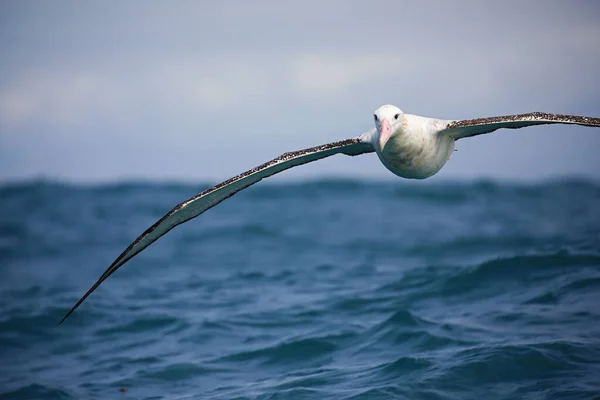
[59,105,600,325]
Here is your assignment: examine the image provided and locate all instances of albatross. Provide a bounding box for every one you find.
[59,105,600,325]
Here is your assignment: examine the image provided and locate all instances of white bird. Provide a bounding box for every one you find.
[59,105,600,325]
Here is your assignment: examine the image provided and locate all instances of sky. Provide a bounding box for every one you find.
[1,1,599,183]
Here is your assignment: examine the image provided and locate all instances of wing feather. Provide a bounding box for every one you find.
[58,133,374,325]
[441,112,600,140]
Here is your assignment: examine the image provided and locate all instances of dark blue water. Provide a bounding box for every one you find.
[1,178,600,399]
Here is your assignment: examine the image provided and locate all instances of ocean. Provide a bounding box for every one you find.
[1,178,599,399]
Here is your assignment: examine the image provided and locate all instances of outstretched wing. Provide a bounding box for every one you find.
[441,112,600,140]
[59,132,375,325]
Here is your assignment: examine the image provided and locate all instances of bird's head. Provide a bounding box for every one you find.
[373,105,404,151]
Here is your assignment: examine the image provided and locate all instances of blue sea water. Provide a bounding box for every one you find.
[1,178,600,399]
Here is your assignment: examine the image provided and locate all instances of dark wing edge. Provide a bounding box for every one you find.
[440,112,600,140]
[58,135,375,326]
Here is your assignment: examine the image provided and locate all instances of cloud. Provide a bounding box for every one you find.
[0,71,129,133]
[0,53,404,132]
[289,53,405,99]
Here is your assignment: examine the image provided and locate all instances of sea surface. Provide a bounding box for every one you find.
[1,178,599,399]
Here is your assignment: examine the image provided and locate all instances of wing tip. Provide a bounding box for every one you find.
[57,294,88,326]
[57,310,73,327]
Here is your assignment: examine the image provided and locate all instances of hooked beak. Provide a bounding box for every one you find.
[378,119,392,150]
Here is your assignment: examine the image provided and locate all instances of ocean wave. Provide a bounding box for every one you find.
[0,384,75,400]
[137,362,229,381]
[95,314,183,335]
[439,340,592,385]
[217,333,353,366]
[434,252,600,296]
[2,178,600,399]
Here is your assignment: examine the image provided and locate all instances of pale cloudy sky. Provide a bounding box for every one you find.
[1,1,599,183]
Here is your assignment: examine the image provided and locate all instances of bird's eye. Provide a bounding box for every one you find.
[374,114,378,122]
[394,113,400,120]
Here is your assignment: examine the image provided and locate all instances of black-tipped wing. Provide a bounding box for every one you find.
[59,135,375,325]
[441,112,600,140]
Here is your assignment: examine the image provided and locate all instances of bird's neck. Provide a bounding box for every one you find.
[384,124,421,154]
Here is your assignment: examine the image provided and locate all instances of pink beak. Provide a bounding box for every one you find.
[379,119,392,150]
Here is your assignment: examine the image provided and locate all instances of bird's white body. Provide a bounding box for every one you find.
[370,107,454,179]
